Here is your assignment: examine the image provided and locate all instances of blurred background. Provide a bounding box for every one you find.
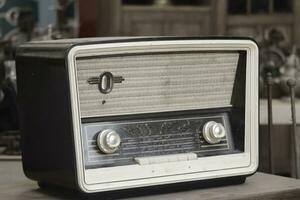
[0,0,299,180]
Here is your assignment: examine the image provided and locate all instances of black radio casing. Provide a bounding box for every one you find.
[16,37,259,194]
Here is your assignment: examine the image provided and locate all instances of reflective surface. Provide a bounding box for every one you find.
[81,112,237,168]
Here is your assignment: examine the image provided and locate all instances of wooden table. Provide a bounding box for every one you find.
[1,161,300,200]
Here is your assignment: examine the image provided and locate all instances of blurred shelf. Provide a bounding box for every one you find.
[260,99,300,125]
[0,155,21,161]
[122,5,211,11]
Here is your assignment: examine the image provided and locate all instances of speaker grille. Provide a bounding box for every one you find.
[76,52,239,118]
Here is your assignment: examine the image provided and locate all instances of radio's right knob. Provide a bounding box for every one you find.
[202,121,226,144]
[97,129,121,154]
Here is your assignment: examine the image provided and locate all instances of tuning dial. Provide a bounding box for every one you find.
[97,129,121,154]
[202,121,226,144]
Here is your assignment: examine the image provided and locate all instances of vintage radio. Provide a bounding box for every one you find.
[16,37,259,193]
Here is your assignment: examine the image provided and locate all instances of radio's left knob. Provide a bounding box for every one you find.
[97,129,121,154]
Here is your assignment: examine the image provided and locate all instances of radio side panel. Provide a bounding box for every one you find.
[16,51,77,189]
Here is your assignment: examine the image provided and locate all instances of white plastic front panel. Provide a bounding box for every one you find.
[67,39,259,193]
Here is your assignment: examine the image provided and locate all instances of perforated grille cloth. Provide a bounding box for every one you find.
[76,52,239,118]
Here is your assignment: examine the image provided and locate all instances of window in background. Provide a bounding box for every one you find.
[228,0,292,15]
[228,0,247,14]
[274,0,292,13]
[122,0,152,5]
[251,0,268,14]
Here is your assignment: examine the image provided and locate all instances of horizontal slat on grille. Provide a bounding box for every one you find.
[76,52,239,117]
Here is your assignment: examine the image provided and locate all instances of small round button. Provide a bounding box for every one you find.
[202,121,226,144]
[97,129,121,154]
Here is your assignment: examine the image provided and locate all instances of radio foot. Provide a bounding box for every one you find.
[37,181,49,189]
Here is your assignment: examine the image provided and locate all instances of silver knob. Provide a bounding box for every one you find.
[202,121,226,144]
[97,129,121,154]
